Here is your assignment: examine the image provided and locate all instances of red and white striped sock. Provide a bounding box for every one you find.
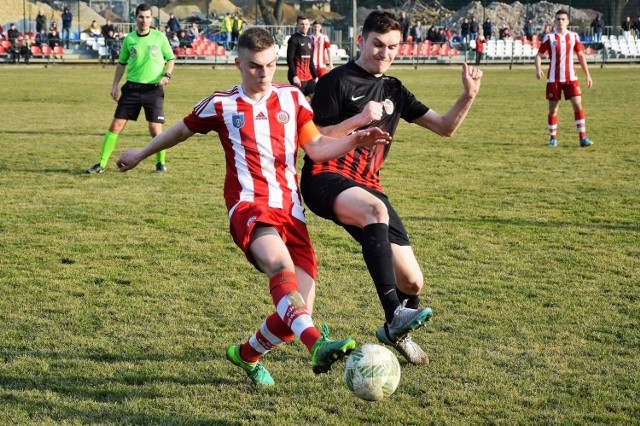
[548,115,558,141]
[574,110,586,139]
[269,271,321,351]
[239,312,295,364]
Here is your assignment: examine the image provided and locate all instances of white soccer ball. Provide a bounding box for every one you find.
[344,343,401,401]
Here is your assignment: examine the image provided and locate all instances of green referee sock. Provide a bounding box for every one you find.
[156,149,166,165]
[99,131,119,168]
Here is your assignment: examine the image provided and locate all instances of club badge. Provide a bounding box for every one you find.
[150,45,159,56]
[232,113,245,128]
[276,111,290,124]
[383,99,394,115]
[129,47,137,58]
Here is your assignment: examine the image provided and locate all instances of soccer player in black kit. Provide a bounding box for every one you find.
[301,11,484,365]
[286,15,317,96]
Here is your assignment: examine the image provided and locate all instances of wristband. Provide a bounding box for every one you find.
[164,72,172,79]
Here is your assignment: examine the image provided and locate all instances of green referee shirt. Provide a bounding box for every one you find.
[118,29,174,84]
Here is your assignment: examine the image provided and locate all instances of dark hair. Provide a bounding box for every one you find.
[556,9,569,17]
[238,27,275,52]
[362,11,402,37]
[296,15,309,23]
[136,3,152,16]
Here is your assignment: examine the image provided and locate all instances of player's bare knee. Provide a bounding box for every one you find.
[367,199,389,223]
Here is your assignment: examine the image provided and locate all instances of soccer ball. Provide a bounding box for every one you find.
[344,343,401,401]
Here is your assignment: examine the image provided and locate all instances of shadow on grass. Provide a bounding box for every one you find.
[408,216,640,232]
[0,353,237,424]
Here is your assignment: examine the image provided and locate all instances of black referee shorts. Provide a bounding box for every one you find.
[300,171,411,246]
[299,79,316,97]
[114,81,165,123]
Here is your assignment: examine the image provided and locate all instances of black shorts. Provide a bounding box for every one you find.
[114,81,165,123]
[299,79,316,97]
[300,172,411,246]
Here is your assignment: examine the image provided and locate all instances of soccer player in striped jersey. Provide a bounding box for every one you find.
[311,20,333,78]
[287,15,317,96]
[300,11,483,365]
[535,9,593,148]
[116,27,390,386]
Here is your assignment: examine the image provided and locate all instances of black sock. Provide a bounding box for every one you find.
[395,287,420,309]
[362,223,399,323]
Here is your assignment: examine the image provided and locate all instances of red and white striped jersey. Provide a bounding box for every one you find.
[311,33,331,70]
[539,31,583,83]
[183,84,315,222]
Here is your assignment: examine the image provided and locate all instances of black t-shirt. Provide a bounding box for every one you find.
[303,61,429,192]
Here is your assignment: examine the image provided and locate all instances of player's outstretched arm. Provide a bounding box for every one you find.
[412,63,483,137]
[117,121,195,172]
[303,126,391,163]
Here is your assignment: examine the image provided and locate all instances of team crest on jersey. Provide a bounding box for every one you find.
[150,45,159,56]
[232,113,245,128]
[383,99,394,115]
[276,111,290,124]
[129,47,137,58]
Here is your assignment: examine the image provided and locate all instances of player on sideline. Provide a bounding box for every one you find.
[310,20,333,78]
[86,3,175,174]
[287,15,317,97]
[535,9,593,148]
[300,11,484,365]
[116,28,391,386]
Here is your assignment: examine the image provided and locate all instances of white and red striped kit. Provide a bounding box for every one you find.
[183,84,314,223]
[311,33,331,70]
[539,31,583,83]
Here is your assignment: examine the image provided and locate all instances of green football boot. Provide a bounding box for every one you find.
[226,345,274,386]
[310,324,356,375]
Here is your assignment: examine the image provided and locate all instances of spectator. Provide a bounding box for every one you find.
[426,25,438,43]
[411,20,423,44]
[399,11,410,42]
[524,18,535,41]
[311,21,333,78]
[36,10,47,34]
[541,24,550,40]
[286,15,317,97]
[443,25,453,47]
[469,16,479,41]
[187,22,199,41]
[50,21,59,33]
[107,32,122,64]
[621,16,633,42]
[499,24,510,40]
[590,15,603,43]
[178,29,191,48]
[102,19,115,38]
[231,13,243,47]
[274,27,284,49]
[475,35,486,65]
[48,27,61,49]
[460,17,470,45]
[169,31,180,51]
[635,16,640,40]
[7,23,19,42]
[36,29,48,48]
[88,20,102,39]
[19,34,32,64]
[9,37,21,63]
[483,18,492,39]
[62,7,73,48]
[167,13,180,34]
[0,25,4,40]
[220,12,232,50]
